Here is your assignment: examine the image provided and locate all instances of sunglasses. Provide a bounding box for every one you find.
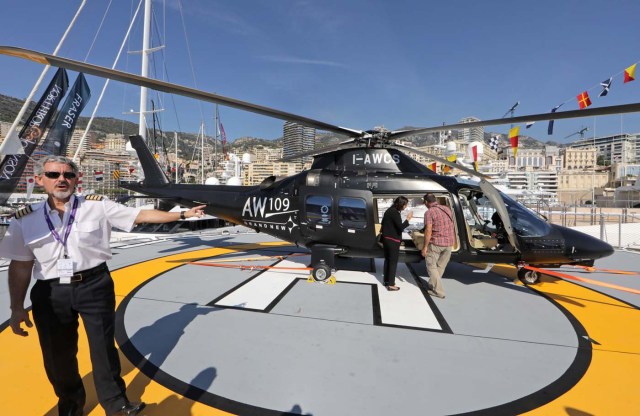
[43,171,77,180]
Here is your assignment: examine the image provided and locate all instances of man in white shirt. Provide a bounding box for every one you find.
[0,155,205,416]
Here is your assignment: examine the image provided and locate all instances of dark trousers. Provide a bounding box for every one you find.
[30,269,128,415]
[382,237,401,286]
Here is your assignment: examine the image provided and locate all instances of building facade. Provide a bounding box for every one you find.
[557,172,609,205]
[283,121,316,163]
[570,133,639,164]
[458,117,483,144]
[560,147,596,170]
[243,162,299,186]
[508,146,562,170]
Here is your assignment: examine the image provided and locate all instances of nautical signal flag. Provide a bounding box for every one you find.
[599,78,612,97]
[489,136,499,151]
[471,146,478,172]
[577,91,592,109]
[430,162,437,172]
[624,64,636,83]
[94,171,103,181]
[443,154,457,174]
[547,104,563,135]
[509,126,519,158]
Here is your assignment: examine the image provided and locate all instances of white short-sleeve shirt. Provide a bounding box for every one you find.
[0,195,141,280]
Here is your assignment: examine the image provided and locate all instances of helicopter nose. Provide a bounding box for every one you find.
[556,226,615,260]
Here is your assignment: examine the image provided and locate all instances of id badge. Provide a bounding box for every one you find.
[57,258,74,284]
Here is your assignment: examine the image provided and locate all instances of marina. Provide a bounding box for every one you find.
[1,2,640,415]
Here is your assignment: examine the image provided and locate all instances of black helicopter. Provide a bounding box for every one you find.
[0,46,627,283]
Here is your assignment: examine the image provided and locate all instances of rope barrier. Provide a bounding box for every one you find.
[563,265,640,275]
[189,261,312,271]
[195,253,307,263]
[525,266,640,295]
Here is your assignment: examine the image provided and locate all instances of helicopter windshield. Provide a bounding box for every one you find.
[498,192,552,237]
[465,188,552,240]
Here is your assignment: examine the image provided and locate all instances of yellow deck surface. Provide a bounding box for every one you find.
[1,249,638,415]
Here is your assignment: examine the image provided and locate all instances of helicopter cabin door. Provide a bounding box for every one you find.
[299,186,373,249]
[479,180,521,253]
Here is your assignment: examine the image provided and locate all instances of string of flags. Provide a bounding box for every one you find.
[484,61,637,164]
[546,62,637,135]
[425,62,637,175]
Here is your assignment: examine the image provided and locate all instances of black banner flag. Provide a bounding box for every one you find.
[0,68,68,205]
[40,73,91,156]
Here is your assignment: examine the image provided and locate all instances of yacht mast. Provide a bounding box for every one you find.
[201,122,206,184]
[174,131,179,183]
[138,0,152,141]
[214,105,219,176]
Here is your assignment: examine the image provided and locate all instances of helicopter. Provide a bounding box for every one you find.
[0,46,628,283]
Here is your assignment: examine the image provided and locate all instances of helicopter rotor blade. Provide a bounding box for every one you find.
[0,46,363,138]
[388,102,640,140]
[391,142,489,180]
[280,138,356,162]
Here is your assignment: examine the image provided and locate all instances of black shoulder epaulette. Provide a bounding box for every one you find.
[85,194,106,201]
[13,205,34,219]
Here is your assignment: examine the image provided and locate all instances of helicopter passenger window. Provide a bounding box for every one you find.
[338,197,367,229]
[306,195,332,225]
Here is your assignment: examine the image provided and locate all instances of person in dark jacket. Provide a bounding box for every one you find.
[380,196,413,291]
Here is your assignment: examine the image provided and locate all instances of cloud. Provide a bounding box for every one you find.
[165,0,259,37]
[259,55,347,68]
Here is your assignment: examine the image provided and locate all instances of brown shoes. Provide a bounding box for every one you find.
[427,289,445,298]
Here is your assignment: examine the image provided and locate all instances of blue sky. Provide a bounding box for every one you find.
[1,0,639,142]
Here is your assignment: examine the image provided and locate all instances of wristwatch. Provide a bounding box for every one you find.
[180,211,186,220]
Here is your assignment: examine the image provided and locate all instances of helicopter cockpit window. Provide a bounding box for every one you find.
[500,192,552,237]
[338,197,367,229]
[306,195,332,225]
[469,190,552,238]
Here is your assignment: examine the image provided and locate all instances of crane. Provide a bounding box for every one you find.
[564,127,589,140]
[502,101,520,118]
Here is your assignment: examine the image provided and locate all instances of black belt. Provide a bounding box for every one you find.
[48,262,109,283]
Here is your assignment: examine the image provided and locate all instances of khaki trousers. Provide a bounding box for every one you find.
[425,244,452,296]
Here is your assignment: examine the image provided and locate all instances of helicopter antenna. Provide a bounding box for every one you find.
[502,101,520,118]
[564,126,589,140]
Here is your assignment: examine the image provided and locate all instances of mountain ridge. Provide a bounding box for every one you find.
[1,92,551,151]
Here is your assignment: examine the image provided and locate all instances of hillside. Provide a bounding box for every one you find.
[0,92,283,156]
[1,92,549,154]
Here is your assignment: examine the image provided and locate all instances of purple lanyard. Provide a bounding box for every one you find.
[44,196,79,257]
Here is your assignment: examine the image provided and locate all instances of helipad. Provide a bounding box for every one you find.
[1,229,639,415]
